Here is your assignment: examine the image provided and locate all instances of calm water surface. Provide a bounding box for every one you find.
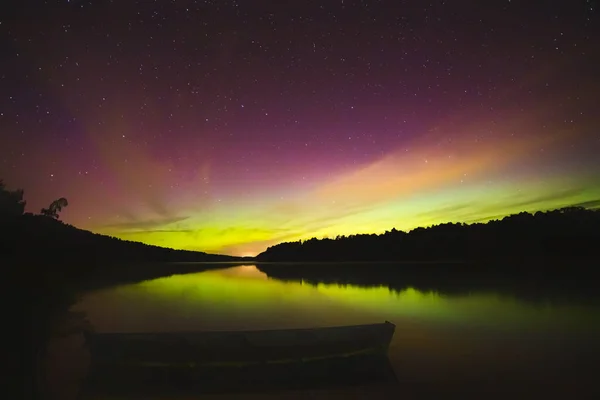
[75,264,600,397]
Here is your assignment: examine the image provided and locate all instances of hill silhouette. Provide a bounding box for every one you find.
[1,179,242,268]
[257,207,600,263]
[2,212,240,265]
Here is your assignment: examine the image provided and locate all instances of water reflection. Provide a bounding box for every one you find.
[76,265,600,334]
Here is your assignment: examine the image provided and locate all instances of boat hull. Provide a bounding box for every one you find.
[89,321,395,367]
[84,322,397,394]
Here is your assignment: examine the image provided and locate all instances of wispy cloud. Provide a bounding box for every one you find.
[413,187,594,226]
[117,228,196,235]
[102,216,189,231]
[569,198,600,210]
[503,188,586,210]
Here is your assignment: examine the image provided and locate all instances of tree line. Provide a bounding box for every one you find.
[257,207,600,262]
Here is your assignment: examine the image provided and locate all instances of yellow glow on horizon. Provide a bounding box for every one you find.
[87,121,600,256]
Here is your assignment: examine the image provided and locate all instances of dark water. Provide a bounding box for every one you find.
[75,264,600,398]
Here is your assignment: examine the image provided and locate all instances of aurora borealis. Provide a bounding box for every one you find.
[1,1,599,256]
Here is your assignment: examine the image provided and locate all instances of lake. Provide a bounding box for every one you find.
[73,264,600,398]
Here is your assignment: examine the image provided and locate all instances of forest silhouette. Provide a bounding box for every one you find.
[257,207,600,263]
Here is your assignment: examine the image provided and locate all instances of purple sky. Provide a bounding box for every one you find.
[1,0,599,255]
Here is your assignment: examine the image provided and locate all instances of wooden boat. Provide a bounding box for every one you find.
[88,321,395,369]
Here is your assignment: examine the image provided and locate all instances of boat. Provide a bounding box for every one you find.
[88,321,395,368]
[84,321,397,395]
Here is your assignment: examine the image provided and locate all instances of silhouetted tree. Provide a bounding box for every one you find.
[40,197,68,219]
[0,179,26,218]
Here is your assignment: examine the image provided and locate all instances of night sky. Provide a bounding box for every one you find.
[1,1,599,256]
